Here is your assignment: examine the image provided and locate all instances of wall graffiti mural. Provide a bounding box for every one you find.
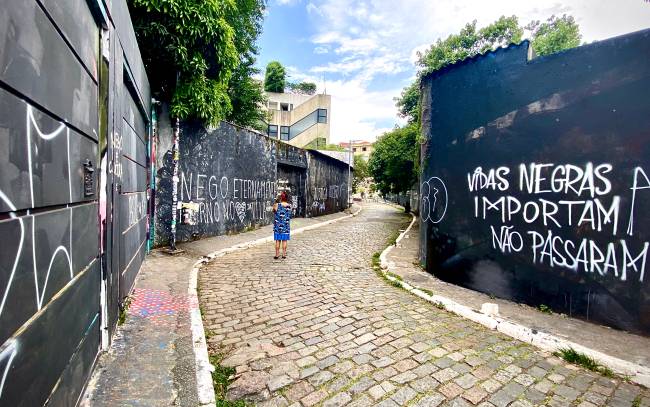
[420,176,448,224]
[0,92,99,406]
[1,0,150,404]
[155,121,352,245]
[306,151,349,218]
[419,31,650,334]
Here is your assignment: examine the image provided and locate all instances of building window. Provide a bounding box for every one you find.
[268,125,278,139]
[317,109,327,123]
[280,126,290,141]
[268,101,279,110]
[362,147,367,152]
[353,148,357,152]
[281,103,290,111]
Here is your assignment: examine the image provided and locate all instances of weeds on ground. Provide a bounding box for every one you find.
[553,348,616,378]
[417,288,434,297]
[433,301,446,310]
[632,395,642,407]
[537,304,553,314]
[371,252,381,269]
[210,354,247,406]
[386,272,403,281]
[118,296,132,325]
[387,230,401,246]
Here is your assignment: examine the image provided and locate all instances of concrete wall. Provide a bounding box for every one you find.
[419,30,650,334]
[155,118,349,245]
[306,151,350,217]
[0,0,150,404]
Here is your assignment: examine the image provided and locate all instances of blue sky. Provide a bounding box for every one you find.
[256,0,650,144]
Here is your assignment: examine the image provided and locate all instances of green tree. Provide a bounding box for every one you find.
[352,155,369,192]
[129,0,242,126]
[527,15,581,57]
[264,61,286,93]
[224,0,268,130]
[288,81,317,95]
[396,16,522,123]
[368,124,418,195]
[396,14,582,123]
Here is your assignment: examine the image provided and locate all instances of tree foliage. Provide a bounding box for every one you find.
[287,81,317,95]
[352,155,369,191]
[527,15,581,57]
[224,0,268,130]
[129,0,266,127]
[396,14,582,123]
[368,124,418,195]
[264,61,287,93]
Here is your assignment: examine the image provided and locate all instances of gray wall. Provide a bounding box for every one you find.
[155,118,349,245]
[419,30,650,334]
[0,0,150,405]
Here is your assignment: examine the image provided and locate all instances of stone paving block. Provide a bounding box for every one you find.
[268,374,294,392]
[301,389,328,407]
[286,381,314,401]
[308,370,334,386]
[410,375,439,393]
[439,382,464,399]
[454,373,479,389]
[462,385,488,405]
[348,394,374,407]
[258,395,290,407]
[391,385,417,405]
[392,371,418,384]
[317,355,339,369]
[371,356,395,368]
[348,376,376,395]
[412,393,445,407]
[433,367,460,383]
[323,392,352,407]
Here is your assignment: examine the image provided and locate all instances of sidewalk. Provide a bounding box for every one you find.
[385,218,650,387]
[81,207,359,406]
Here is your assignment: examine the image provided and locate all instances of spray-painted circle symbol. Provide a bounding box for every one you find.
[421,176,448,223]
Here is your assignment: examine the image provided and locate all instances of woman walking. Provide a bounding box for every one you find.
[273,191,292,259]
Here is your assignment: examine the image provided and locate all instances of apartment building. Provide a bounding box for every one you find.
[339,140,374,160]
[265,92,331,148]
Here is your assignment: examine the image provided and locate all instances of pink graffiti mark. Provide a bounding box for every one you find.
[128,288,194,326]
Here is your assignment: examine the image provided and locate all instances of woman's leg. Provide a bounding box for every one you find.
[282,240,288,257]
[275,240,280,258]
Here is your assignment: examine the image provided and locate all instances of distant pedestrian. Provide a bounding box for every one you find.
[273,191,291,259]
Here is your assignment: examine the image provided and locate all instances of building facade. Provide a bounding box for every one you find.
[264,92,331,148]
[339,140,374,161]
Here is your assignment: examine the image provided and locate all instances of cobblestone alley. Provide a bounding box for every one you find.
[198,204,650,407]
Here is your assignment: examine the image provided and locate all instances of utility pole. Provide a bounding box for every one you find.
[348,138,352,209]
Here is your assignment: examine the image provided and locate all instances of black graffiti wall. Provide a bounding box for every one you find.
[156,122,278,244]
[0,0,100,405]
[306,151,349,217]
[0,0,151,405]
[277,139,308,218]
[419,30,650,334]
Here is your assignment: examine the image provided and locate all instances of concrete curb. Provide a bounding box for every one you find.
[379,214,650,388]
[189,206,364,406]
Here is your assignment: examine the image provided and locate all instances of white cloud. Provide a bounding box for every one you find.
[313,46,329,54]
[299,0,650,142]
[275,0,300,5]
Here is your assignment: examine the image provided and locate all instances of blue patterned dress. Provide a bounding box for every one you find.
[274,203,291,241]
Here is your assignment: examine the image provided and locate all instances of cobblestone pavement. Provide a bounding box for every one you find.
[199,204,650,407]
